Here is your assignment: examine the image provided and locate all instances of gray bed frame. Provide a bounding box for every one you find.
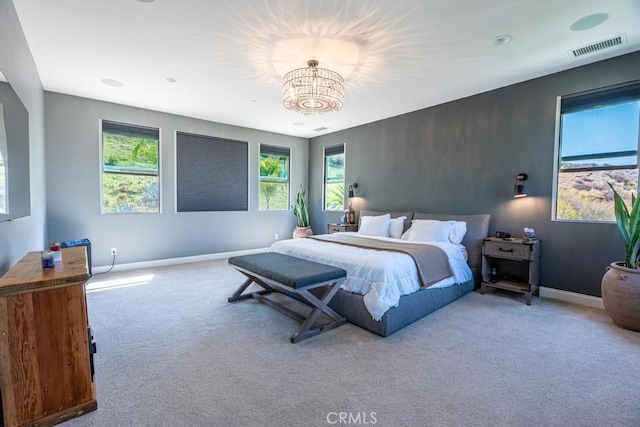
[313,211,491,337]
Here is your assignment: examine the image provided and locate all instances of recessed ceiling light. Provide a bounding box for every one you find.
[570,13,609,31]
[101,78,123,87]
[138,0,155,3]
[490,35,513,47]
[164,76,179,84]
[292,122,304,126]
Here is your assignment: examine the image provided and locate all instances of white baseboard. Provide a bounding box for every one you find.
[539,286,604,310]
[92,247,269,275]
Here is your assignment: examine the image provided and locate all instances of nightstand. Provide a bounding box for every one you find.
[480,237,541,305]
[327,223,358,234]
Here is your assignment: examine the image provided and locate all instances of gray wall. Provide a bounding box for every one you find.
[45,93,308,266]
[0,0,46,274]
[309,51,640,297]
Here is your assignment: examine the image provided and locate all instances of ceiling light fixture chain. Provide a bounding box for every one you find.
[283,59,344,115]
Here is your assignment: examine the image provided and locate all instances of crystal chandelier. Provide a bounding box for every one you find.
[283,60,344,115]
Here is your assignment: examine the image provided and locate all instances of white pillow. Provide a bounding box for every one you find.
[388,216,407,239]
[358,214,391,237]
[407,220,452,243]
[448,221,467,244]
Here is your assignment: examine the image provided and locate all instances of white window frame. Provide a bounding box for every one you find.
[258,143,291,211]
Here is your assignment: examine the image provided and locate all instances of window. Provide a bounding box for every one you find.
[175,132,248,212]
[324,144,345,211]
[101,120,160,213]
[554,82,640,222]
[259,144,290,210]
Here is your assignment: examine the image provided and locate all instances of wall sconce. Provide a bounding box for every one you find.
[513,173,527,198]
[348,183,358,198]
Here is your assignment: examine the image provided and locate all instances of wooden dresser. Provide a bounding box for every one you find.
[0,247,97,427]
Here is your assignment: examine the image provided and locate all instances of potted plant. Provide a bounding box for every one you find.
[292,184,312,238]
[601,183,640,331]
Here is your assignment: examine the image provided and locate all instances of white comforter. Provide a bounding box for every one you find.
[269,232,472,320]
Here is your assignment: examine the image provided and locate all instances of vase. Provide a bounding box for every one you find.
[601,262,640,332]
[293,226,313,239]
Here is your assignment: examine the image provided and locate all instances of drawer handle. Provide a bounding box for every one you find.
[498,248,513,252]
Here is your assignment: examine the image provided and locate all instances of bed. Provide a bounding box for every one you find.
[269,211,490,336]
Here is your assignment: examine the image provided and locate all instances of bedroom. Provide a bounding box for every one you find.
[0,0,639,426]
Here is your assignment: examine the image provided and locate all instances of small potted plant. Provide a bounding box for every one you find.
[601,183,640,331]
[292,184,312,238]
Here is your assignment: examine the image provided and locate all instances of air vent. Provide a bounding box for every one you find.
[313,126,329,132]
[570,34,626,58]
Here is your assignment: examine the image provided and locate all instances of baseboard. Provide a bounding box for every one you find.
[539,286,604,310]
[92,247,269,275]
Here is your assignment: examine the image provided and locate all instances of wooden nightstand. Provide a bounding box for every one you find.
[480,237,541,305]
[328,223,358,233]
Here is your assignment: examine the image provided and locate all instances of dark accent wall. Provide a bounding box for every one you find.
[309,51,640,297]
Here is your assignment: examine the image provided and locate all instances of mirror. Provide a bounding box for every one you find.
[0,71,30,222]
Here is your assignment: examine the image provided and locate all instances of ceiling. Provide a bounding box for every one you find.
[11,0,640,138]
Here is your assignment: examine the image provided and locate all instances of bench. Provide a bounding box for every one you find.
[228,252,347,343]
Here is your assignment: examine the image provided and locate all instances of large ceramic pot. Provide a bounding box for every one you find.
[601,262,640,332]
[293,226,313,239]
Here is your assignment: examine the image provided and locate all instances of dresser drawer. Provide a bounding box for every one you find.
[484,241,531,260]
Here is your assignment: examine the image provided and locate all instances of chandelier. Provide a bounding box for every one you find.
[283,60,344,115]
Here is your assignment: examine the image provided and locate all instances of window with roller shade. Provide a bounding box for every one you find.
[176,132,248,212]
[554,81,640,222]
[259,144,290,211]
[101,120,160,214]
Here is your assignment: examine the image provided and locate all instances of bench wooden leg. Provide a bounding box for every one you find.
[228,277,274,303]
[290,283,346,343]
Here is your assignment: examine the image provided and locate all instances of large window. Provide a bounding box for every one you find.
[259,144,290,211]
[555,82,640,222]
[323,144,345,211]
[101,120,160,213]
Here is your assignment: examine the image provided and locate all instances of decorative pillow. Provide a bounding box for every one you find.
[406,220,453,243]
[358,214,391,237]
[388,216,407,239]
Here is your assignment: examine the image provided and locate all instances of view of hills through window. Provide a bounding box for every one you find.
[557,100,639,222]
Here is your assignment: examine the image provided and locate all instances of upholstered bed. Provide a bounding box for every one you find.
[270,211,490,337]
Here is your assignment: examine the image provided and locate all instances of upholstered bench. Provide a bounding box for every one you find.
[228,252,347,343]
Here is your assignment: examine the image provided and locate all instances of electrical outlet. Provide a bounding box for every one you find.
[110,247,117,256]
[274,233,279,240]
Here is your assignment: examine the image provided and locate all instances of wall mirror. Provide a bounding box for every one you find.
[0,71,30,222]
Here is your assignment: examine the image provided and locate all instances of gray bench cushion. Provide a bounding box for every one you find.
[228,253,346,290]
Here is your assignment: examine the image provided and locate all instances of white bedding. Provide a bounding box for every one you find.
[269,232,472,321]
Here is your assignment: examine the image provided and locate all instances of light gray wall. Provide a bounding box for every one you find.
[0,0,46,274]
[45,93,308,266]
[309,51,640,297]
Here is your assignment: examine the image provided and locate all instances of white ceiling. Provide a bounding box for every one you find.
[11,0,640,138]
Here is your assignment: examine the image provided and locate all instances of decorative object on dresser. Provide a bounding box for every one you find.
[292,184,312,238]
[328,223,358,233]
[601,183,640,332]
[0,246,97,427]
[481,237,541,305]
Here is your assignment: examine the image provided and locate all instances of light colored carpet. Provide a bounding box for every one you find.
[61,259,640,427]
